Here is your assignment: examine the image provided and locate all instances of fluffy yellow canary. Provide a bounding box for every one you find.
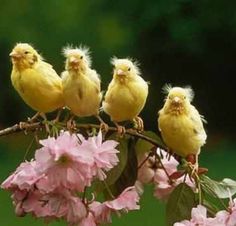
[102,58,149,133]
[62,46,103,125]
[158,85,207,168]
[10,43,64,116]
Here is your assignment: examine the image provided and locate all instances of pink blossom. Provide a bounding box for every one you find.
[34,131,119,191]
[1,130,120,226]
[89,201,112,224]
[137,154,155,184]
[88,186,140,225]
[105,186,140,211]
[22,189,52,218]
[35,131,93,191]
[22,188,87,224]
[80,213,96,226]
[174,205,224,226]
[77,130,119,180]
[153,149,194,200]
[94,187,139,223]
[214,198,236,226]
[1,161,40,191]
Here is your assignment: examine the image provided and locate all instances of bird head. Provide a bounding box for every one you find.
[163,85,194,115]
[10,43,41,70]
[111,58,140,82]
[63,46,91,73]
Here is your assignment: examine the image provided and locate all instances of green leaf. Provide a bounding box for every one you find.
[104,135,129,186]
[135,137,154,158]
[142,131,166,147]
[106,136,138,198]
[166,183,196,226]
[200,175,236,199]
[136,131,166,158]
[202,189,226,216]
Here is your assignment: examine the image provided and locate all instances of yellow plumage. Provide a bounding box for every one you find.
[158,85,207,158]
[10,43,64,113]
[102,58,148,131]
[62,46,102,117]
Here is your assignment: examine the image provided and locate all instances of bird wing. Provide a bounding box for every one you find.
[61,71,69,81]
[36,61,62,90]
[103,80,116,104]
[87,69,101,89]
[190,105,207,142]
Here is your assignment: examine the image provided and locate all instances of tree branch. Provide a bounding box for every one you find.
[0,121,167,151]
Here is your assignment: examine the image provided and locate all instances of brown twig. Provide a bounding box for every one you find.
[0,122,42,137]
[0,122,168,151]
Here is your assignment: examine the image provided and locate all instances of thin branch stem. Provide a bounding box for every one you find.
[137,152,154,170]
[0,122,167,151]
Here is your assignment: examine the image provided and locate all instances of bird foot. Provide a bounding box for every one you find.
[100,122,109,133]
[113,122,126,135]
[95,115,108,132]
[67,119,76,132]
[134,116,144,132]
[27,112,40,124]
[116,125,126,136]
[19,122,30,131]
[52,109,62,124]
[190,163,199,178]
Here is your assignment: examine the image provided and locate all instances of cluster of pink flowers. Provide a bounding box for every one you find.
[174,199,236,226]
[1,131,140,226]
[138,148,194,200]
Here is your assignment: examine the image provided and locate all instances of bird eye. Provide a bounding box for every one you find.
[80,56,83,59]
[24,51,29,54]
[184,96,186,99]
[128,67,131,71]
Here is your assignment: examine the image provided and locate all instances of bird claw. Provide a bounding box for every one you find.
[52,109,62,124]
[27,112,40,123]
[19,122,30,131]
[100,122,109,133]
[67,119,76,132]
[134,116,144,132]
[116,125,126,136]
[190,163,199,178]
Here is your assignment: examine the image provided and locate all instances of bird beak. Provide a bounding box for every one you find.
[69,57,79,65]
[172,97,181,105]
[9,51,21,59]
[117,69,126,76]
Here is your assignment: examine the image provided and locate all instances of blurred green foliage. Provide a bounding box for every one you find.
[1,1,236,224]
[0,0,236,134]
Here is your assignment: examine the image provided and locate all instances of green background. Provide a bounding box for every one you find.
[0,0,236,225]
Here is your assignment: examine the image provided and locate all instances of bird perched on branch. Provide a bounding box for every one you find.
[10,43,64,122]
[158,85,207,171]
[62,46,105,129]
[102,58,149,134]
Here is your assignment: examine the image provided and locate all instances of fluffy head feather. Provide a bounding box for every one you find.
[10,43,42,70]
[111,57,141,78]
[63,45,91,70]
[163,84,194,102]
[162,85,195,115]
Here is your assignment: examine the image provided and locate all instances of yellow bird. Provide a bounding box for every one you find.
[158,85,207,169]
[10,43,64,119]
[102,58,149,133]
[62,46,104,127]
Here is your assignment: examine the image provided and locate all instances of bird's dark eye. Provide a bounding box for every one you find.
[24,51,29,54]
[184,96,186,99]
[80,56,83,59]
[128,67,131,71]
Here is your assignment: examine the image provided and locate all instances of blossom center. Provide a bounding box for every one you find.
[57,154,71,165]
